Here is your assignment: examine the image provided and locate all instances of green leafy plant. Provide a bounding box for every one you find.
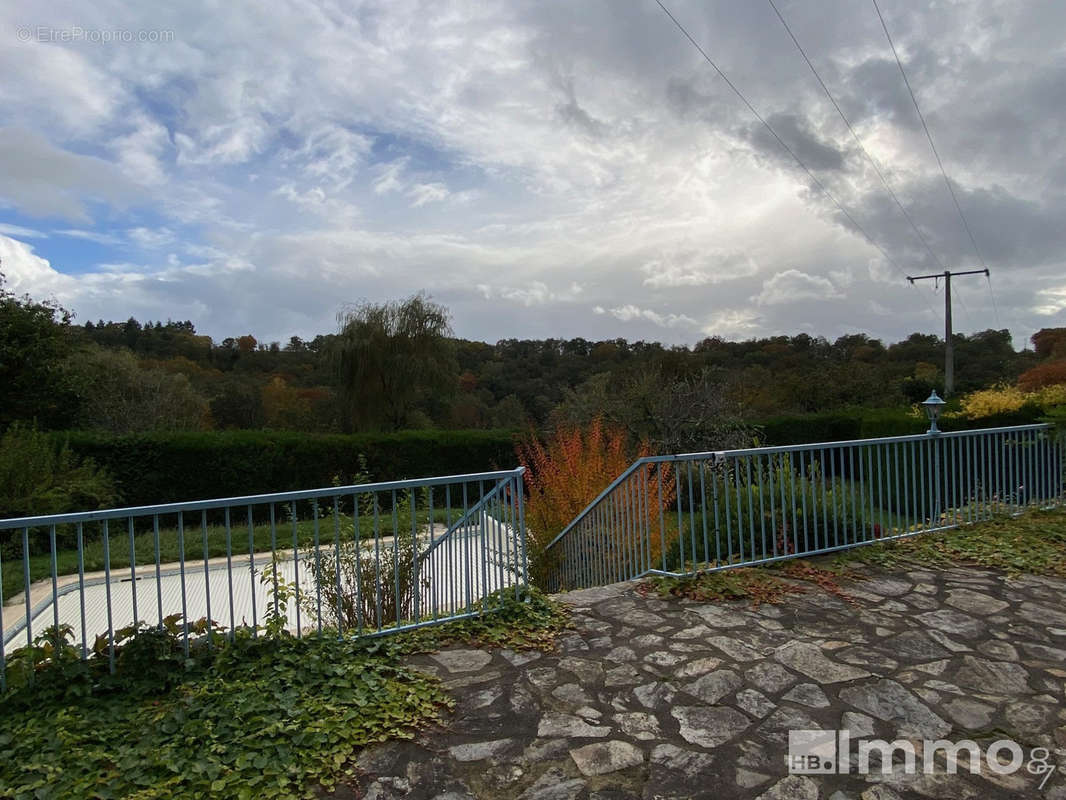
[302,489,430,631]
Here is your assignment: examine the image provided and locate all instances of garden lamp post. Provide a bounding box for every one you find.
[922,390,946,434]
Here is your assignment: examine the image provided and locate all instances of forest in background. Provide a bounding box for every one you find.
[5,269,1065,441]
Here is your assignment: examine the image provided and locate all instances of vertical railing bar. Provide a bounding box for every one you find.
[21,527,32,650]
[893,442,901,536]
[686,461,697,572]
[518,469,526,597]
[332,498,342,637]
[445,484,454,613]
[50,525,59,635]
[461,483,470,611]
[269,504,278,618]
[225,508,235,639]
[658,467,667,572]
[866,446,875,541]
[428,487,438,618]
[313,500,322,636]
[127,517,137,628]
[849,447,858,545]
[374,495,383,631]
[77,523,87,657]
[177,514,188,657]
[765,455,775,559]
[202,509,213,649]
[354,493,364,637]
[153,515,162,630]
[711,462,722,567]
[699,462,710,566]
[410,489,420,626]
[920,438,929,530]
[745,456,755,562]
[479,480,489,613]
[875,444,885,540]
[788,452,799,556]
[725,458,735,564]
[102,520,115,672]
[827,448,835,550]
[798,450,808,554]
[674,467,684,574]
[291,502,302,638]
[247,506,257,637]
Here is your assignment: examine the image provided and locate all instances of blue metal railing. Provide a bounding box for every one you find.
[543,424,1064,592]
[0,468,527,690]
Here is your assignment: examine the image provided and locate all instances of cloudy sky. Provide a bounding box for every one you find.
[1,0,1064,348]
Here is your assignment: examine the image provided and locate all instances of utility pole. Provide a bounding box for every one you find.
[906,268,989,396]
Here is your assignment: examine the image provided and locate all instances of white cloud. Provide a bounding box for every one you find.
[597,304,698,329]
[0,223,45,238]
[755,269,844,306]
[482,281,583,307]
[128,227,177,249]
[408,182,450,207]
[55,229,124,245]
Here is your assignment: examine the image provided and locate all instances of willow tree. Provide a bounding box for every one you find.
[332,293,457,431]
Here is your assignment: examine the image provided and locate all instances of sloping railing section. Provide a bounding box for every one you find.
[544,425,1063,592]
[0,468,526,689]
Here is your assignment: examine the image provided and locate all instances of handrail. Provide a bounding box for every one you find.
[419,474,517,558]
[0,468,526,530]
[543,423,1053,553]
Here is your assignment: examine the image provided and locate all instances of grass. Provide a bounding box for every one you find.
[834,505,1066,576]
[0,588,569,800]
[2,508,470,602]
[642,506,1066,604]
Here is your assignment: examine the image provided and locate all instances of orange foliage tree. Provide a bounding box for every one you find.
[516,418,673,586]
[1017,360,1066,392]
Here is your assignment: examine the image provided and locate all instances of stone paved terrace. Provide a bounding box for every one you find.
[342,566,1066,800]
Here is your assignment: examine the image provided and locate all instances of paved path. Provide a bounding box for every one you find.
[342,566,1066,800]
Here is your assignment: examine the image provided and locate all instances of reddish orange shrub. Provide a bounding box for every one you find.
[1017,360,1066,392]
[517,419,673,585]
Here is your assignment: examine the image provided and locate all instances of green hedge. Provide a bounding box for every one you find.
[56,429,519,507]
[756,406,1045,446]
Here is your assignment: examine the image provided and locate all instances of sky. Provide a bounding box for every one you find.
[1,0,1064,349]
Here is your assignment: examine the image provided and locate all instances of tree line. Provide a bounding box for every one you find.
[4,270,1064,441]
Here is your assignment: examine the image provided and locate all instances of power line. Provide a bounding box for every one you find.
[871,0,988,274]
[766,0,947,274]
[653,0,941,323]
[985,272,1003,330]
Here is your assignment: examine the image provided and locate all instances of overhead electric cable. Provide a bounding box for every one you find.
[766,0,946,274]
[654,0,941,323]
[871,0,988,274]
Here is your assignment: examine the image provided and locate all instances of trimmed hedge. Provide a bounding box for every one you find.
[756,406,1046,446]
[57,429,519,507]
[51,408,1049,509]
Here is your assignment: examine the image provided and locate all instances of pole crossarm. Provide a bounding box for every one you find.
[907,268,989,282]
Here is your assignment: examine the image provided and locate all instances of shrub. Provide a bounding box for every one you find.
[517,419,673,586]
[301,490,429,631]
[1018,360,1066,392]
[0,423,117,554]
[657,455,886,573]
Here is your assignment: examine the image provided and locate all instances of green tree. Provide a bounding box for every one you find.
[63,346,209,433]
[0,270,76,429]
[331,293,457,431]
